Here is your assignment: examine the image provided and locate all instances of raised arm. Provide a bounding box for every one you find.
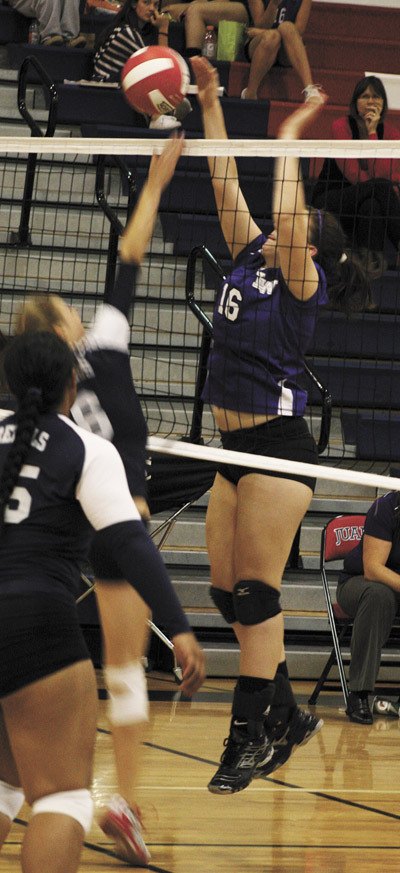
[101,135,184,321]
[152,8,170,46]
[191,56,261,260]
[119,134,184,264]
[273,93,326,300]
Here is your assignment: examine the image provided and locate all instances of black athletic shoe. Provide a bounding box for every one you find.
[255,708,323,777]
[346,692,373,725]
[208,721,274,795]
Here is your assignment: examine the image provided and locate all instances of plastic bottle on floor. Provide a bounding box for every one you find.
[202,26,217,60]
[28,20,39,45]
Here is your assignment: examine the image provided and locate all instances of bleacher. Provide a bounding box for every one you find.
[1,0,400,676]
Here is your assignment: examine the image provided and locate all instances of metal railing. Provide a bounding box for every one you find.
[95,155,137,298]
[9,55,58,247]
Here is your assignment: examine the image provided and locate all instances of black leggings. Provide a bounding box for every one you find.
[313,178,400,252]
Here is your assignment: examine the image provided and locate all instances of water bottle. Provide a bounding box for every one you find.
[202,25,217,60]
[28,20,40,45]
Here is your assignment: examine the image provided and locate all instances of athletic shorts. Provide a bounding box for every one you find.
[218,416,318,491]
[0,591,91,698]
[244,37,290,66]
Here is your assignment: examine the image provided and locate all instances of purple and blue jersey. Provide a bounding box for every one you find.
[271,0,303,26]
[203,234,328,417]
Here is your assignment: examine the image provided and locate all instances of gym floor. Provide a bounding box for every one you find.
[2,675,399,873]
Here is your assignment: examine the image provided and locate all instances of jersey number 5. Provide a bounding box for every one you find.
[5,464,40,524]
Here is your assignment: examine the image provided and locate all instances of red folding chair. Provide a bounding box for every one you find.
[308,513,366,706]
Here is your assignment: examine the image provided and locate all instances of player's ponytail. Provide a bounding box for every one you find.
[310,208,372,313]
[0,332,75,521]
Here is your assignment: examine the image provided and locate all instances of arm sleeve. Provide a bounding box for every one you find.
[90,521,191,637]
[71,425,190,637]
[104,262,139,319]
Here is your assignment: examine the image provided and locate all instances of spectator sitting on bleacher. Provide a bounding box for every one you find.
[312,75,400,274]
[92,0,189,128]
[241,0,320,102]
[161,0,249,59]
[7,0,87,47]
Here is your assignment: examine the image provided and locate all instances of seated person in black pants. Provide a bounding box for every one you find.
[337,491,400,725]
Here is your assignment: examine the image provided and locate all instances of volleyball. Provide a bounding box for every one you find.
[121,46,190,116]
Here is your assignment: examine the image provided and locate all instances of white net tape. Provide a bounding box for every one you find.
[0,136,399,158]
[148,436,400,492]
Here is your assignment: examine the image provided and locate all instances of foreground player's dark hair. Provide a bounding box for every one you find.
[0,331,75,520]
[95,0,142,51]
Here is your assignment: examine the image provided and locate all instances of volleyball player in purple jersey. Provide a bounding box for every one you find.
[192,56,370,795]
[243,0,320,102]
[0,330,203,873]
[14,136,206,865]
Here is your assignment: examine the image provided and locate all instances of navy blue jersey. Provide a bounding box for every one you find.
[339,491,400,583]
[72,304,148,496]
[0,412,141,598]
[272,0,302,26]
[203,234,328,416]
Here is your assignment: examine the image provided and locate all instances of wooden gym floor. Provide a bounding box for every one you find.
[2,674,400,872]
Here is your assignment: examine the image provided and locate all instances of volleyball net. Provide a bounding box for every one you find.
[1,135,400,492]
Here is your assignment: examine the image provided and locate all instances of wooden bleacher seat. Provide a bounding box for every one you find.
[312,311,400,362]
[7,43,95,81]
[307,357,400,412]
[341,411,400,462]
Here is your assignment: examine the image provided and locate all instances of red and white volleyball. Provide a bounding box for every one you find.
[121,46,190,116]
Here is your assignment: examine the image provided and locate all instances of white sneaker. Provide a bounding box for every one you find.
[149,114,181,130]
[302,84,324,103]
[99,794,151,867]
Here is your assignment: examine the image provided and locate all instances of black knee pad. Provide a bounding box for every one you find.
[233,580,281,626]
[209,586,236,624]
